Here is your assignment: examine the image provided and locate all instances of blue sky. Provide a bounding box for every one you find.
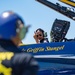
[0,0,75,44]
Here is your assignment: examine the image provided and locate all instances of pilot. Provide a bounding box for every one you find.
[33,28,49,43]
[0,11,39,75]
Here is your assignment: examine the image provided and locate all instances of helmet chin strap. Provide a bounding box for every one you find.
[11,35,21,46]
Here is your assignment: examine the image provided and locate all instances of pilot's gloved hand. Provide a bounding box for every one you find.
[12,53,39,75]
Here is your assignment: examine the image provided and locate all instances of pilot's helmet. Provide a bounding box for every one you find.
[0,11,27,40]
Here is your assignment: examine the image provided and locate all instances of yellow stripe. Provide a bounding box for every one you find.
[59,0,75,7]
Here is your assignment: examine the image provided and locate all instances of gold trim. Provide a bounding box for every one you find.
[59,0,75,7]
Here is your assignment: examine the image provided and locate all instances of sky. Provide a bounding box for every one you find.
[0,0,75,44]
